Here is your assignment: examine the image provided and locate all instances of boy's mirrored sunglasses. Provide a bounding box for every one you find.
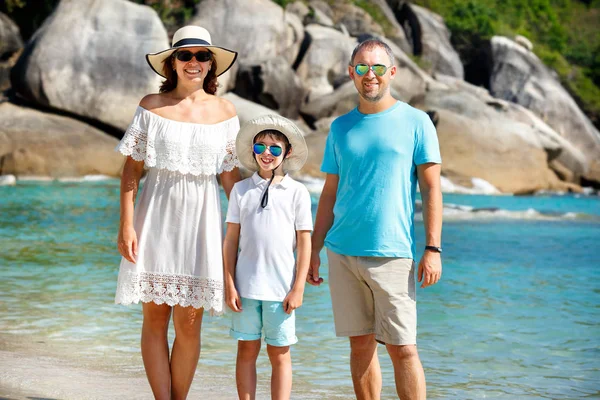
[175,50,212,62]
[253,143,283,157]
[353,63,390,76]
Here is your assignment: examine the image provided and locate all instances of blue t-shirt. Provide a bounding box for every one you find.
[321,101,441,258]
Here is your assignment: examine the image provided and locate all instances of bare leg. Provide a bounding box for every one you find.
[350,334,381,400]
[141,302,172,400]
[236,340,261,400]
[171,306,204,400]
[386,344,426,400]
[267,345,292,400]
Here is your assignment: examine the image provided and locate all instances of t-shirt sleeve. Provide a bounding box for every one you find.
[295,185,313,231]
[320,128,339,174]
[220,116,241,173]
[414,112,442,165]
[116,107,150,161]
[225,184,241,224]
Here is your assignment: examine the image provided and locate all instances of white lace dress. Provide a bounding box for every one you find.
[114,106,240,315]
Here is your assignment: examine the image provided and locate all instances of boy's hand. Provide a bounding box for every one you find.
[307,251,324,286]
[225,286,242,312]
[283,288,303,314]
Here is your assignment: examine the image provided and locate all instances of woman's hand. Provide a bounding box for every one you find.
[118,225,138,263]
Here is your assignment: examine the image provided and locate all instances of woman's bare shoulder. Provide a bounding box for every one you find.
[139,93,170,111]
[216,97,237,119]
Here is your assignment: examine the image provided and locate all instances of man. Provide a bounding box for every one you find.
[307,39,443,400]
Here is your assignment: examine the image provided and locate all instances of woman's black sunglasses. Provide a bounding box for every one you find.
[174,50,212,63]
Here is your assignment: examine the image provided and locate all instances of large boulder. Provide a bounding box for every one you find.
[369,0,412,54]
[234,56,306,119]
[222,92,280,125]
[296,24,357,100]
[0,12,23,91]
[10,0,167,131]
[0,102,123,177]
[412,88,580,194]
[436,74,587,182]
[409,5,463,78]
[329,3,385,37]
[190,0,303,66]
[489,36,600,183]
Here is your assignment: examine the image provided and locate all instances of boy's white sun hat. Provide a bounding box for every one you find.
[146,25,238,78]
[236,114,308,172]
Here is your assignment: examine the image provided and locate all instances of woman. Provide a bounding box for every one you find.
[114,25,241,399]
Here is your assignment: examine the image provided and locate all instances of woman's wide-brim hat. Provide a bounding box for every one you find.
[236,115,308,172]
[146,25,238,78]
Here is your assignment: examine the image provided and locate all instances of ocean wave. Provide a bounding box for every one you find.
[418,202,599,222]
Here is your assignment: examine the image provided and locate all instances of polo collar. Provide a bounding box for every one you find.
[251,172,290,189]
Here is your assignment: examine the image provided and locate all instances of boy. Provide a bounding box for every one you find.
[223,114,313,400]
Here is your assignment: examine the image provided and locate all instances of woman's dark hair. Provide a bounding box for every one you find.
[159,51,219,94]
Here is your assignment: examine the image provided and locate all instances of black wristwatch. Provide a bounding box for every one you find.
[425,245,442,254]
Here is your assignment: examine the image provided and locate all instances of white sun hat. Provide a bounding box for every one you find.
[146,25,237,78]
[236,115,308,172]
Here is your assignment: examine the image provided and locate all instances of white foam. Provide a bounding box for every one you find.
[440,176,501,195]
[57,175,117,183]
[0,174,17,186]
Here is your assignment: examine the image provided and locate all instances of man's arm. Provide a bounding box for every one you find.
[416,163,443,288]
[308,173,339,285]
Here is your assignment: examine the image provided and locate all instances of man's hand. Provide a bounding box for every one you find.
[417,251,442,288]
[307,251,324,286]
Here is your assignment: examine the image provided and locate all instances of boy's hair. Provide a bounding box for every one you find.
[253,129,291,150]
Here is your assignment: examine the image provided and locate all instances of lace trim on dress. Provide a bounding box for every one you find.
[116,125,153,163]
[115,271,224,315]
[221,139,241,172]
[116,125,240,176]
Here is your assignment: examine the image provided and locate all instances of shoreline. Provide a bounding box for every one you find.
[0,335,249,400]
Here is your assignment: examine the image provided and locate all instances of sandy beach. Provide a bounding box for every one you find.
[0,335,253,400]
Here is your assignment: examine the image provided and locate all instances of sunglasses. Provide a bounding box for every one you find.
[175,50,212,63]
[253,143,283,157]
[353,63,390,77]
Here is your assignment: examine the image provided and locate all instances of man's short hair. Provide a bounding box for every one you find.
[349,39,395,66]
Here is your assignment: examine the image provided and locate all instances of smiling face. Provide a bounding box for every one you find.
[349,45,396,103]
[172,46,213,83]
[253,131,291,177]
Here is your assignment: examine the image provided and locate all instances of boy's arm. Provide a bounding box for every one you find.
[284,230,311,314]
[223,222,242,312]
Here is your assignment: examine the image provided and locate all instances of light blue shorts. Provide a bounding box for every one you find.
[230,297,298,347]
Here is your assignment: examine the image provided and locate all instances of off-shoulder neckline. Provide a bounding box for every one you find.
[137,106,238,126]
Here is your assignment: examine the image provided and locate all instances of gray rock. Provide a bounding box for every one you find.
[286,1,310,21]
[412,88,580,194]
[222,92,280,125]
[489,36,600,183]
[329,3,385,37]
[0,102,122,177]
[191,0,302,66]
[410,5,463,78]
[10,0,166,131]
[296,24,357,101]
[234,56,306,119]
[370,0,412,53]
[0,12,23,91]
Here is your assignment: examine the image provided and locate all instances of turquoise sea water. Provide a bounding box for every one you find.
[0,180,599,399]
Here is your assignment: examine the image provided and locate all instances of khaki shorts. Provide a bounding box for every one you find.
[327,250,416,345]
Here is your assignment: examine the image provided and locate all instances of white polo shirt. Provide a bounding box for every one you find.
[226,172,313,301]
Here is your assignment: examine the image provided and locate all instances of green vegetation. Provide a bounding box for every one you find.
[412,0,600,126]
[129,0,202,34]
